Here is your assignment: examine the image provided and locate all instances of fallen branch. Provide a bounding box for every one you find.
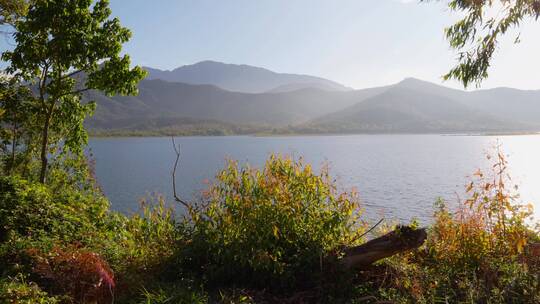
[343,225,427,269]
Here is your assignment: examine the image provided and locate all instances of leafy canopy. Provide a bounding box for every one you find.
[435,0,540,87]
[0,76,35,174]
[1,0,146,182]
[0,0,29,26]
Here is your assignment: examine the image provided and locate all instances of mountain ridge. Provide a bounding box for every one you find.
[297,85,529,134]
[143,60,351,93]
[85,63,540,136]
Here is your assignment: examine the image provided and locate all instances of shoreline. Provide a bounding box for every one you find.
[89,131,540,138]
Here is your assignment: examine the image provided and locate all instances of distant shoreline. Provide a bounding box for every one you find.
[89,130,540,138]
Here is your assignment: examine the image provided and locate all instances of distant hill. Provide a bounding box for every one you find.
[266,82,350,93]
[85,72,540,135]
[465,88,540,127]
[86,79,384,133]
[297,84,528,133]
[144,61,351,93]
[386,78,540,129]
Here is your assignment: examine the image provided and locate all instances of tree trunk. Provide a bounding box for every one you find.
[342,226,427,269]
[39,115,51,184]
[9,122,17,174]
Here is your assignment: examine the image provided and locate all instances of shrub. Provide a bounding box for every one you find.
[101,199,186,301]
[27,245,115,304]
[0,275,62,304]
[136,284,208,304]
[0,175,186,302]
[0,175,109,244]
[372,149,540,303]
[182,154,364,290]
[104,198,181,273]
[428,150,533,268]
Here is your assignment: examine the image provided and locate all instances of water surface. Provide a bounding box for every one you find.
[89,134,540,223]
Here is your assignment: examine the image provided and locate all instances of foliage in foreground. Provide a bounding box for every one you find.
[0,275,62,304]
[0,173,186,303]
[0,153,539,303]
[361,151,540,303]
[181,155,364,291]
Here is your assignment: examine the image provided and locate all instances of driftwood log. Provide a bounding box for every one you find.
[343,225,427,269]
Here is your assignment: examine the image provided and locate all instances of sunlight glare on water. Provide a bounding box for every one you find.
[498,135,540,220]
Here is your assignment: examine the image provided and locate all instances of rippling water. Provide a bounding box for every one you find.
[88,134,540,223]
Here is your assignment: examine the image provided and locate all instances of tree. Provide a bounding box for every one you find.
[438,0,540,88]
[0,0,29,26]
[1,0,146,183]
[0,76,34,174]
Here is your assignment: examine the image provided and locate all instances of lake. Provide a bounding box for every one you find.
[88,134,540,223]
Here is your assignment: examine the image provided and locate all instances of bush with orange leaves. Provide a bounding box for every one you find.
[374,148,540,303]
[428,149,535,268]
[27,245,115,304]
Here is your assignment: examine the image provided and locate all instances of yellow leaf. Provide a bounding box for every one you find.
[516,238,527,253]
[466,182,474,192]
[273,225,279,238]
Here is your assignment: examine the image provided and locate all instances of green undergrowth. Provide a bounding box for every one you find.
[1,154,539,303]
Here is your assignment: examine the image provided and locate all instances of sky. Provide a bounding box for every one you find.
[2,0,540,90]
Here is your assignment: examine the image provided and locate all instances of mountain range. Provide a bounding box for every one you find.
[85,61,540,135]
[143,61,351,93]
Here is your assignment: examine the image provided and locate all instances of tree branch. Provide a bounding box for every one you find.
[59,68,85,81]
[38,62,50,109]
[56,87,92,99]
[171,137,191,209]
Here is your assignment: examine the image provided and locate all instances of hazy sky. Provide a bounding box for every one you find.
[2,0,540,90]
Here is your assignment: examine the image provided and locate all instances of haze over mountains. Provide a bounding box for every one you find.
[144,61,351,93]
[86,61,540,135]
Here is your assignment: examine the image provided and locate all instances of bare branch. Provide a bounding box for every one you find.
[171,137,191,209]
[354,218,385,243]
